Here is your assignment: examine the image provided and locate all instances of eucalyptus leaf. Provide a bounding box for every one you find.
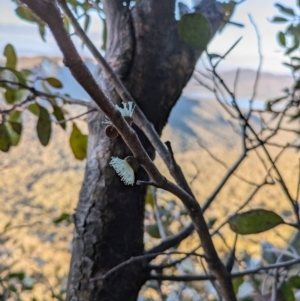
[45,77,63,89]
[101,18,107,51]
[69,123,88,160]
[178,13,211,50]
[145,186,155,208]
[10,121,22,135]
[4,90,18,104]
[279,282,295,301]
[53,213,71,224]
[5,122,21,146]
[37,105,52,146]
[278,31,286,46]
[0,67,26,87]
[228,209,284,235]
[4,44,17,69]
[27,103,39,116]
[233,277,244,294]
[275,3,295,16]
[271,16,288,23]
[288,276,300,289]
[15,6,46,41]
[0,123,11,152]
[84,14,91,32]
[145,224,161,239]
[9,110,22,123]
[52,105,66,130]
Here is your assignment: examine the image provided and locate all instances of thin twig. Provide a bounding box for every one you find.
[246,14,263,120]
[149,257,300,282]
[54,109,96,124]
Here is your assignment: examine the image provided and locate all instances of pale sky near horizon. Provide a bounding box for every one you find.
[0,0,298,74]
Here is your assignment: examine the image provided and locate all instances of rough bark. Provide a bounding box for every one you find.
[66,1,223,300]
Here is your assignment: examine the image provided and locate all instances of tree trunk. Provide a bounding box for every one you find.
[66,1,223,300]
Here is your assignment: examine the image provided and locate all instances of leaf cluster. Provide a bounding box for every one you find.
[0,44,87,160]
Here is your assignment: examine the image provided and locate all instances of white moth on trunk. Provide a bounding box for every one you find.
[109,157,135,186]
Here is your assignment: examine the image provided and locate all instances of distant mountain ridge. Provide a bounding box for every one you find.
[0,57,294,154]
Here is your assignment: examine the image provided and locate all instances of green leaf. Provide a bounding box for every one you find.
[101,18,107,51]
[9,110,22,123]
[10,121,22,135]
[0,123,11,152]
[15,6,46,41]
[146,224,161,239]
[21,69,32,78]
[279,282,295,301]
[274,3,295,16]
[233,277,244,294]
[53,213,71,224]
[145,186,155,208]
[37,105,52,146]
[228,209,284,235]
[288,276,300,289]
[15,6,39,22]
[178,13,211,50]
[38,24,46,41]
[63,14,70,32]
[4,44,17,69]
[52,105,66,130]
[278,31,286,46]
[9,272,25,281]
[69,123,88,160]
[27,103,39,116]
[45,77,63,89]
[207,217,217,229]
[4,90,18,104]
[0,67,26,88]
[5,122,22,146]
[283,62,300,71]
[41,81,52,96]
[271,16,288,23]
[84,14,91,32]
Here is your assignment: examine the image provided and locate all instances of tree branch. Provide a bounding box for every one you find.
[149,257,300,282]
[0,79,97,114]
[20,1,237,299]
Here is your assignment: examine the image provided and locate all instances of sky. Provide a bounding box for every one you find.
[0,0,298,74]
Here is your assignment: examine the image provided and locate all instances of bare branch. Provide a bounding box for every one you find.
[54,109,96,124]
[0,79,97,114]
[145,223,194,255]
[202,152,247,211]
[197,140,257,186]
[90,251,205,282]
[149,256,300,282]
[246,14,263,120]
